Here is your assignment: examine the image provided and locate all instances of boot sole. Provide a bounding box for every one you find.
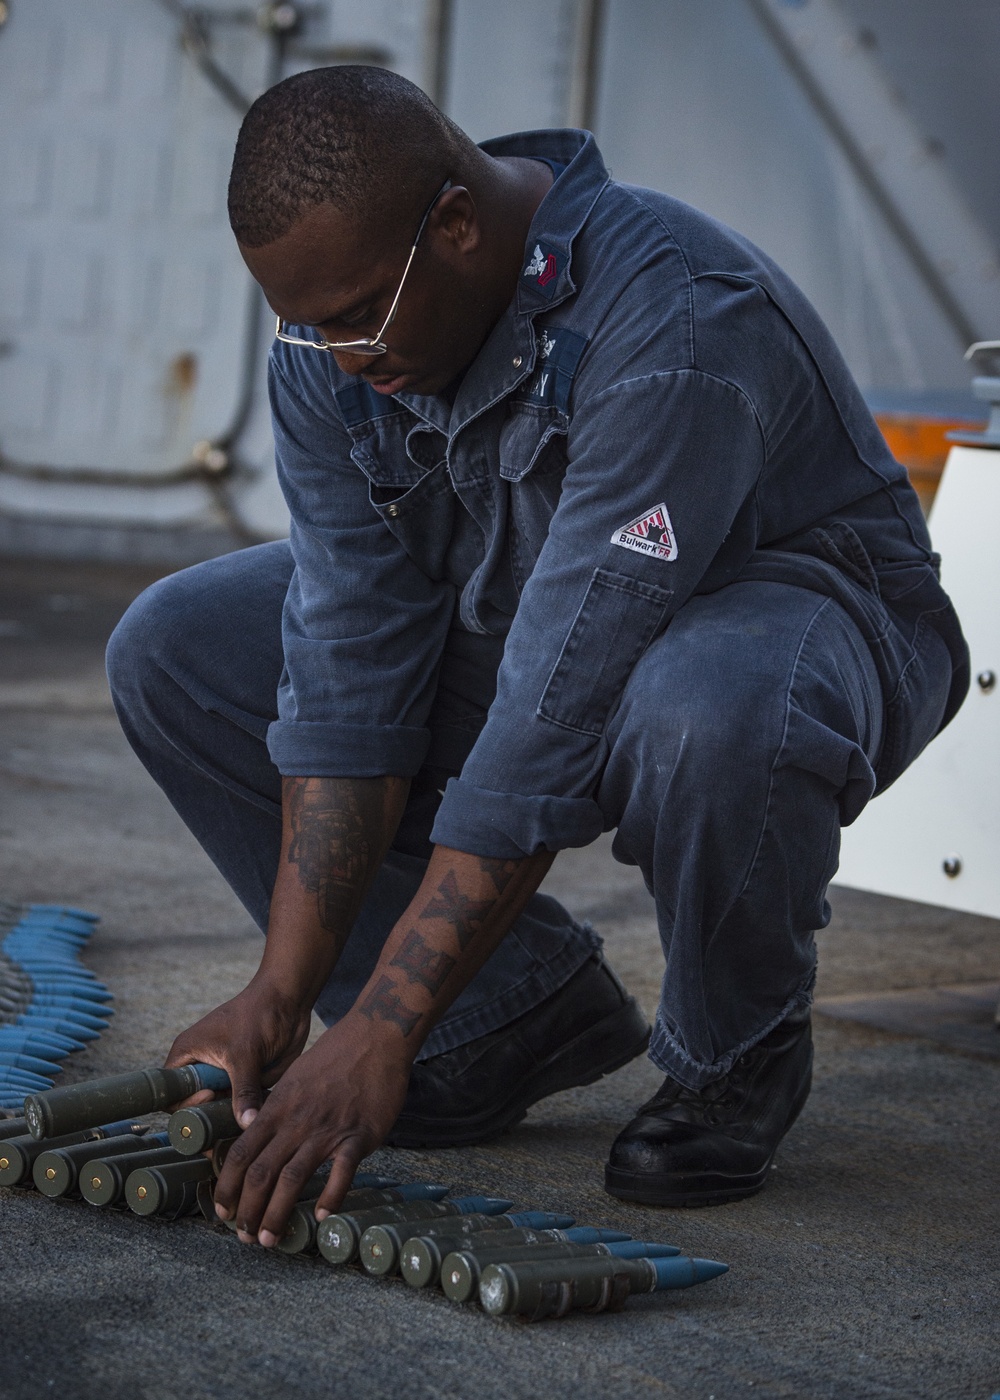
[603,1065,813,1208]
[388,998,651,1150]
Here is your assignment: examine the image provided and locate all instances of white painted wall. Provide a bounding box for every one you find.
[0,0,996,553]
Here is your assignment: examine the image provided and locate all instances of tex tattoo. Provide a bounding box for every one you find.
[420,872,489,951]
[358,975,421,1036]
[389,928,457,994]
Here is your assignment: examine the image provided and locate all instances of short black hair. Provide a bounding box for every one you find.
[228,65,467,247]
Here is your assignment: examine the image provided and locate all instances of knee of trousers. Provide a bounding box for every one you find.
[106,575,184,718]
[106,561,235,727]
[106,541,292,727]
[600,663,784,841]
[599,589,881,863]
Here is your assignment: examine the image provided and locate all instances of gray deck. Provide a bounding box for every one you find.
[1,557,998,1400]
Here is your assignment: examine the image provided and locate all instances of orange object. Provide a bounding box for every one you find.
[874,412,985,514]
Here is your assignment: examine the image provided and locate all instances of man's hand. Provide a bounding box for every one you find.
[214,844,555,1246]
[164,979,313,1127]
[211,1010,412,1245]
[165,774,410,1123]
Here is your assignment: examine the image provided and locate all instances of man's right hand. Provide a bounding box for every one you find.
[165,978,313,1127]
[164,774,411,1128]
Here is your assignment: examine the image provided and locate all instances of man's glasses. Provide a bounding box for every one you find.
[274,180,452,359]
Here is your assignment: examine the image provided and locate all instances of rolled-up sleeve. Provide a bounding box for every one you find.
[432,368,765,856]
[265,350,455,778]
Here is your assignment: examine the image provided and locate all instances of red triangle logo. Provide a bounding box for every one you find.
[610,502,678,561]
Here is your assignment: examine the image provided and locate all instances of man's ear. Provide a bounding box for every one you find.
[432,186,481,256]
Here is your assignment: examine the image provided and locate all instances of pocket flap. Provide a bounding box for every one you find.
[539,568,673,736]
[499,407,567,482]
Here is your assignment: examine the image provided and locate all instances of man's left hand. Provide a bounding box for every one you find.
[211,1010,413,1246]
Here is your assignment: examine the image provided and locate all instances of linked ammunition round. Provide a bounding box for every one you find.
[81,1144,187,1207]
[479,1255,651,1319]
[380,1209,574,1284]
[439,1241,681,1303]
[319,1192,507,1271]
[168,1099,239,1156]
[24,1062,230,1140]
[398,1226,559,1288]
[478,1254,728,1319]
[126,1156,214,1216]
[318,1199,493,1266]
[0,1123,144,1188]
[33,1132,167,1198]
[211,1137,238,1175]
[276,1199,321,1255]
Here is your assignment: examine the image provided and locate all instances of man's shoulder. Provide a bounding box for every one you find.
[586,179,786,291]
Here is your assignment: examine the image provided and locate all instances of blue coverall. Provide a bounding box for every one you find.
[108,130,967,1090]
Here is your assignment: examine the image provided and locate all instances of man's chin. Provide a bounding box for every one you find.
[362,356,471,399]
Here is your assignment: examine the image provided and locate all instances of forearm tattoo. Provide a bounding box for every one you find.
[284,779,387,937]
[419,872,492,951]
[478,856,520,895]
[389,929,457,994]
[358,975,421,1037]
[359,854,526,1038]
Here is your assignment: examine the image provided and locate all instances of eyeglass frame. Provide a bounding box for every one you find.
[273,179,453,359]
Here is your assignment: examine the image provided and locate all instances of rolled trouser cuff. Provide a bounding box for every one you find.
[647,987,814,1091]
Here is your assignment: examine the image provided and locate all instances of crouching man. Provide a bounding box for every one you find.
[107,65,966,1246]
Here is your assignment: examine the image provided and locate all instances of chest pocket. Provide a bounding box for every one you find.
[499,405,568,482]
[335,383,430,489]
[369,465,457,580]
[499,323,586,481]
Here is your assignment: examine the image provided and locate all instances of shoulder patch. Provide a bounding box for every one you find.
[611,503,678,561]
[518,327,588,411]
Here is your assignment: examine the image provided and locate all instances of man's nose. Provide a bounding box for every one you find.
[332,348,380,377]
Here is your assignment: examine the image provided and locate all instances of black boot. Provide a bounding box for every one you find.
[604,1006,813,1207]
[388,952,651,1149]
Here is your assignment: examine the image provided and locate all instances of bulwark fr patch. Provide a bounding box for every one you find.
[610,503,678,561]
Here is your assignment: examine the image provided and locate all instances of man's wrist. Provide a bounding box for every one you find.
[247,962,323,1018]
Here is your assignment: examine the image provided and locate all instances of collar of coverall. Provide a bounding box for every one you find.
[392,128,611,436]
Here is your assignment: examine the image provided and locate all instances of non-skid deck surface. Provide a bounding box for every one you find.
[1,557,998,1400]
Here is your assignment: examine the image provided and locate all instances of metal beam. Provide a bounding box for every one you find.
[747,0,1000,350]
[566,0,606,132]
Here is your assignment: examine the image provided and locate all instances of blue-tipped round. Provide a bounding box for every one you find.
[96,1119,150,1137]
[24,1007,110,1031]
[9,930,90,948]
[563,1227,632,1244]
[0,1071,54,1091]
[6,955,99,972]
[28,986,106,999]
[190,1063,231,1094]
[452,1196,514,1215]
[651,1256,729,1290]
[0,1032,77,1056]
[4,930,90,944]
[504,1211,577,1230]
[0,1053,63,1077]
[25,991,108,1008]
[27,991,112,1010]
[350,1172,401,1191]
[5,929,92,944]
[392,1182,450,1201]
[27,984,111,1005]
[13,1017,97,1041]
[606,1241,680,1259]
[25,905,98,921]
